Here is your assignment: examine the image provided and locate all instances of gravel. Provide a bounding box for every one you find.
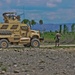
[0,47,75,75]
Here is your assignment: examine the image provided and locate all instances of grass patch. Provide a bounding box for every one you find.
[41,32,75,44]
[1,66,7,72]
[0,62,3,67]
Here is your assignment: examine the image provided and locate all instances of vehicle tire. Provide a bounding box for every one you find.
[31,38,40,47]
[0,39,9,48]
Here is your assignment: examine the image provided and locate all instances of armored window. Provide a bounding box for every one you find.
[11,25,18,29]
[21,26,28,31]
[1,25,8,29]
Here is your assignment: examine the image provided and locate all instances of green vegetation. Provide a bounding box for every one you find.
[22,19,43,28]
[71,23,75,33]
[41,32,75,44]
[22,19,75,44]
[22,19,36,28]
[1,66,7,72]
[39,20,43,25]
[41,32,55,43]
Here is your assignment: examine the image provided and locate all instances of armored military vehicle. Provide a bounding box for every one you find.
[0,12,43,48]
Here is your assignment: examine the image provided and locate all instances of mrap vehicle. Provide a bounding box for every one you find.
[0,12,43,48]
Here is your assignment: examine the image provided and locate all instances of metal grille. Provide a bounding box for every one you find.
[0,30,12,35]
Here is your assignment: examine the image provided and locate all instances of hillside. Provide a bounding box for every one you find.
[32,23,72,32]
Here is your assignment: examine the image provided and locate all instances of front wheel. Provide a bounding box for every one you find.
[31,38,40,47]
[0,39,9,48]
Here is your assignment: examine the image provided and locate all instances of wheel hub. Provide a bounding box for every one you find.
[1,42,7,48]
[33,41,38,47]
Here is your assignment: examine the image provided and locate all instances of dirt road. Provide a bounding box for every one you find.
[40,44,75,47]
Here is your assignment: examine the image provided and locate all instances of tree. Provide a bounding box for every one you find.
[39,20,44,31]
[71,23,75,33]
[59,25,62,33]
[22,19,36,28]
[29,20,36,28]
[30,20,36,25]
[39,20,44,37]
[39,20,43,25]
[22,19,29,24]
[63,24,68,34]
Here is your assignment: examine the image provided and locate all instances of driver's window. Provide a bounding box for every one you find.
[21,26,28,31]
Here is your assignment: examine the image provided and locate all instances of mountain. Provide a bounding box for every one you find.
[31,23,73,32]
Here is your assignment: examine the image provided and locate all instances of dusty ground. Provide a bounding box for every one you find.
[0,47,75,75]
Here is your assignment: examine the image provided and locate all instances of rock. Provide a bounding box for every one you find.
[0,49,2,51]
[0,71,6,74]
[14,64,17,67]
[14,70,19,73]
[0,47,75,75]
[26,74,30,75]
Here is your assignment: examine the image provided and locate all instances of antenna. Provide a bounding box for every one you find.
[23,6,25,19]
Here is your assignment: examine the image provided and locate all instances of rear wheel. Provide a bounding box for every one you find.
[0,39,9,48]
[31,38,40,47]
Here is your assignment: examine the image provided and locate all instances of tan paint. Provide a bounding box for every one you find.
[0,12,41,45]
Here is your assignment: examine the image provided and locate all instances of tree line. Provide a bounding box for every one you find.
[22,19,75,34]
[59,24,75,34]
[22,19,43,28]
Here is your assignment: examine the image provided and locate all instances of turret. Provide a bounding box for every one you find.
[3,12,20,23]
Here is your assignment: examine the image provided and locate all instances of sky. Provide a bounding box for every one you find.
[0,0,75,24]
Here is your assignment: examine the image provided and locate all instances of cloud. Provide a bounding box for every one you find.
[14,0,46,6]
[43,8,75,23]
[6,0,11,4]
[12,7,75,23]
[26,13,41,20]
[21,10,42,20]
[44,12,60,21]
[56,0,62,3]
[0,0,75,23]
[58,9,75,20]
[0,2,2,6]
[48,0,62,3]
[15,0,62,7]
[47,0,62,7]
[1,0,62,7]
[47,3,56,7]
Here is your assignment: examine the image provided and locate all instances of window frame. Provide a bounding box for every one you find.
[21,26,28,31]
[1,25,8,29]
[11,25,18,29]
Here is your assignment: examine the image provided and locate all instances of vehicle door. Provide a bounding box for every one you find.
[20,26,28,37]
